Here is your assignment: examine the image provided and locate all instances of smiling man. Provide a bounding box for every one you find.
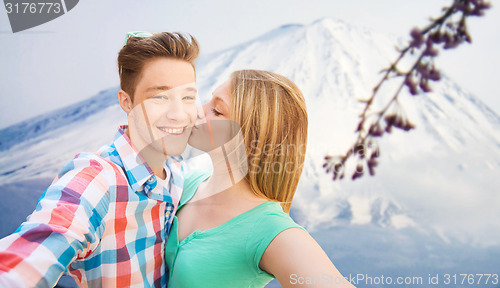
[0,32,199,287]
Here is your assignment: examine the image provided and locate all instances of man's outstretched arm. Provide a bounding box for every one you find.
[0,155,111,288]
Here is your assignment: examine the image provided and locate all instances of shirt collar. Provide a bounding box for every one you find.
[112,125,156,194]
[111,126,185,202]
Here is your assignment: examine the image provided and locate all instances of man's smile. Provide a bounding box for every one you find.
[157,126,187,135]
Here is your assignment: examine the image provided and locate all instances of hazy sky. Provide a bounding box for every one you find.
[0,0,498,129]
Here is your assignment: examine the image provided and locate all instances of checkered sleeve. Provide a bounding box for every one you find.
[0,153,112,288]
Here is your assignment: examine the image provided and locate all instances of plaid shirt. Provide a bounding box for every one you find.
[0,126,184,287]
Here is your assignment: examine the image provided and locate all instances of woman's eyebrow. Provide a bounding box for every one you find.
[213,96,229,108]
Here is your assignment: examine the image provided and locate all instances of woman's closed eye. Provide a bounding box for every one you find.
[211,107,223,117]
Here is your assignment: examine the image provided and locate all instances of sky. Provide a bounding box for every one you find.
[0,0,499,129]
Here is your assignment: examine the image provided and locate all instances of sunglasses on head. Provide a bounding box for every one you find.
[123,31,154,46]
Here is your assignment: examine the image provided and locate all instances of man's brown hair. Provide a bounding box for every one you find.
[117,32,199,101]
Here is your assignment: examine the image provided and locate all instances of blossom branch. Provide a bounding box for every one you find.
[323,0,490,181]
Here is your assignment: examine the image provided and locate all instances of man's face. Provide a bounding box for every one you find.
[126,58,197,158]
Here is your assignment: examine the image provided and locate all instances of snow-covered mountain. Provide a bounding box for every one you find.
[1,18,500,251]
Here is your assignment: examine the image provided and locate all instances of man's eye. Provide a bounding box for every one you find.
[151,95,167,100]
[211,108,222,116]
[183,95,196,101]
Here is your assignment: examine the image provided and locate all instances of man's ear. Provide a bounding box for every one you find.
[118,89,133,113]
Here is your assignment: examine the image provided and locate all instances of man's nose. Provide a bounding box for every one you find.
[165,100,188,122]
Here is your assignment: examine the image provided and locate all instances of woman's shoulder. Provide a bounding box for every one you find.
[184,169,211,185]
[243,201,306,245]
[250,202,305,233]
[180,169,211,207]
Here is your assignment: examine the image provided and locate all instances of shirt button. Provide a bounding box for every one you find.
[147,177,155,183]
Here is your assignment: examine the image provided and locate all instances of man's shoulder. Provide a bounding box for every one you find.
[45,151,128,197]
[74,151,118,168]
[75,139,124,168]
[56,149,124,180]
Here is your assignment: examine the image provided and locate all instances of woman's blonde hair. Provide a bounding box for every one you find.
[229,70,308,213]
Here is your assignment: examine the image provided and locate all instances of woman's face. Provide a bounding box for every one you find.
[202,80,231,121]
[188,80,236,151]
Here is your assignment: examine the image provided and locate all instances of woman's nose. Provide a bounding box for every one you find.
[195,105,207,125]
[202,103,211,119]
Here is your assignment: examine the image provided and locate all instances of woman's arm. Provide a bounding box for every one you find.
[260,228,356,288]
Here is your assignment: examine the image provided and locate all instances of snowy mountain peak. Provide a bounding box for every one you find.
[310,17,358,32]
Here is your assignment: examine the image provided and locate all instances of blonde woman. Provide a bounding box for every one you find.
[165,70,356,288]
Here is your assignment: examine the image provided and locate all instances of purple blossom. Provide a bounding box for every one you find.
[410,28,424,48]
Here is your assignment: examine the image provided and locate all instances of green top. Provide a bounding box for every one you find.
[165,170,306,288]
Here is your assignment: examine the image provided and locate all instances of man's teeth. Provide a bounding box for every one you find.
[159,127,184,134]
